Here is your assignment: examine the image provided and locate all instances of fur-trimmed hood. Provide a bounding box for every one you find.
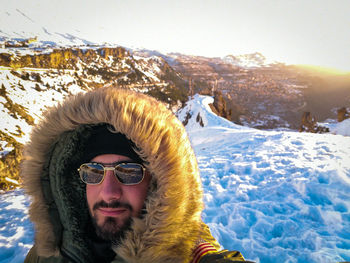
[21,88,206,263]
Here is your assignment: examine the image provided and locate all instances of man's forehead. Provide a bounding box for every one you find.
[90,154,133,163]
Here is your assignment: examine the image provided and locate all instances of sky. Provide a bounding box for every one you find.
[2,0,350,71]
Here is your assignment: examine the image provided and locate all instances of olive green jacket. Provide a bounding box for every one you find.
[25,247,251,263]
[22,88,251,263]
[25,244,252,263]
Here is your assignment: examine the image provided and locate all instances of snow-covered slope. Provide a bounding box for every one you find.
[180,95,350,262]
[1,95,350,263]
[0,189,33,262]
[0,46,185,158]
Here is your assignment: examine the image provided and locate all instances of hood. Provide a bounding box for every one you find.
[21,88,205,263]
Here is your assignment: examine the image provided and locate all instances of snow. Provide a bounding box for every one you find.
[0,68,87,144]
[185,96,350,263]
[0,143,12,157]
[177,95,249,132]
[132,57,162,83]
[321,118,350,137]
[0,189,33,263]
[1,94,350,263]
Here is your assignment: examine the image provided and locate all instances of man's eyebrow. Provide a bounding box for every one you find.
[91,161,136,166]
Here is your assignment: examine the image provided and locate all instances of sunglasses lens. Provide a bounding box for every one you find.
[115,163,144,185]
[79,163,104,184]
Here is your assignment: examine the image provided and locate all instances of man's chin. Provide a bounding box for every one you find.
[93,216,132,242]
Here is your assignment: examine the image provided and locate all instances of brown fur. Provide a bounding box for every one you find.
[21,88,204,262]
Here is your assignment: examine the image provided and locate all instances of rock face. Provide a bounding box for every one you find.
[299,112,329,133]
[0,47,128,69]
[337,107,350,122]
[208,90,232,121]
[0,46,189,104]
[299,107,350,135]
[299,112,316,132]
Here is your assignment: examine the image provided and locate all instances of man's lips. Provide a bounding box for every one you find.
[97,208,128,217]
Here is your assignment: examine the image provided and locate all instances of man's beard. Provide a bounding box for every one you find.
[90,200,133,243]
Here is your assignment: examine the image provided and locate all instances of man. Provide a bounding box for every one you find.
[22,87,252,262]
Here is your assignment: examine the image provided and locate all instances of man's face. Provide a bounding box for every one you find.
[86,154,151,241]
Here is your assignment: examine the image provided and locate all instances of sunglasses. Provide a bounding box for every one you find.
[78,161,146,185]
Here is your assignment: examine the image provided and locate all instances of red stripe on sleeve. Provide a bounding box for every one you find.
[191,242,218,263]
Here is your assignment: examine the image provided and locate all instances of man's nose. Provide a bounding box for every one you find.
[99,170,122,202]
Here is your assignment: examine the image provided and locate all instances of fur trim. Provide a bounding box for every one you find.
[21,88,204,262]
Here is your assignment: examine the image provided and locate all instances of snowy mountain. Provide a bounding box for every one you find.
[1,94,350,263]
[0,6,95,47]
[2,7,350,132]
[223,52,273,68]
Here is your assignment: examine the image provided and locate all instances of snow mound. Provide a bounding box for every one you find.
[330,118,350,136]
[177,94,249,131]
[318,118,350,137]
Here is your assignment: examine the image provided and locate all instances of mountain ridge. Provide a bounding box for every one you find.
[1,11,350,189]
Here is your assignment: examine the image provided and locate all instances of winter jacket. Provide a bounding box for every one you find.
[22,87,252,263]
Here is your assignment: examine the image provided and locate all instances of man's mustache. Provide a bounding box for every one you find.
[93,200,133,212]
